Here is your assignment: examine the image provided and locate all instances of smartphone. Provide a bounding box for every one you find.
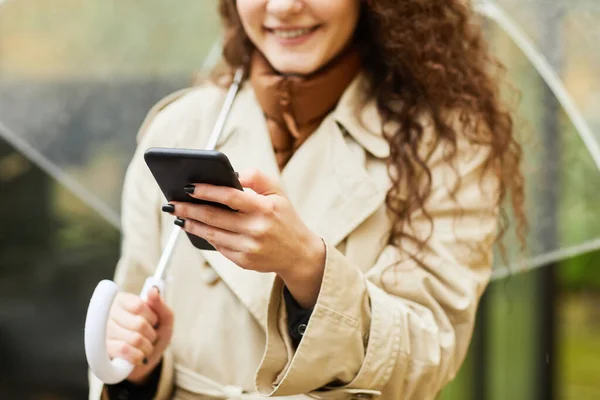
[144,147,243,250]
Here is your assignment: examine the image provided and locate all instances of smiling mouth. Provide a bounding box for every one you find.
[266,26,320,39]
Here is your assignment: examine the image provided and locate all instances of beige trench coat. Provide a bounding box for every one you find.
[89,74,498,400]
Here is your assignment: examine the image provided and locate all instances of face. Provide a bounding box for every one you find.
[236,0,361,75]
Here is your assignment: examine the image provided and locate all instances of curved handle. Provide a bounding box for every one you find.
[84,280,134,384]
[85,277,166,384]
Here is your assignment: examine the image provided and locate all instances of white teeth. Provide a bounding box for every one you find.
[272,28,313,39]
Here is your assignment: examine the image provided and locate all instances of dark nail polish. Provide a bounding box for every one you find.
[183,185,195,194]
[161,204,175,213]
[174,218,185,228]
[142,357,148,365]
[154,323,160,330]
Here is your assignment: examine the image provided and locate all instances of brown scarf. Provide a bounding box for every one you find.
[250,47,361,169]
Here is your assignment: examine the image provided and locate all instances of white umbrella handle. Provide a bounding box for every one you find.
[84,277,165,384]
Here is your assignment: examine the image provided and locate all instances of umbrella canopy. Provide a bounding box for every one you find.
[0,0,222,227]
[476,0,600,277]
[1,0,598,277]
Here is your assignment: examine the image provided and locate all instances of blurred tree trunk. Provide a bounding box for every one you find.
[536,2,564,399]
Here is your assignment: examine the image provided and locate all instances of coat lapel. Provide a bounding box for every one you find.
[200,85,279,328]
[214,84,281,180]
[280,116,386,246]
[199,76,390,328]
[281,73,389,246]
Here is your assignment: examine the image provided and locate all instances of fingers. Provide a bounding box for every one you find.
[111,304,158,344]
[184,183,263,213]
[146,288,174,333]
[237,168,283,196]
[168,202,245,233]
[107,338,148,366]
[107,320,154,358]
[106,291,175,378]
[118,293,159,328]
[176,219,248,252]
[215,246,250,269]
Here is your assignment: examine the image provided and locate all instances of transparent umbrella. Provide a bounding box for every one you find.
[0,0,229,386]
[0,0,223,229]
[1,0,599,280]
[475,0,600,278]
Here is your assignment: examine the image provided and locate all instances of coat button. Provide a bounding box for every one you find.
[200,263,220,285]
[297,323,307,336]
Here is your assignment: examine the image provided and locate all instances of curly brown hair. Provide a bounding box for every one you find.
[216,0,527,262]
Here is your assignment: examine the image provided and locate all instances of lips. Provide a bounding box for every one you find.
[271,27,316,39]
[265,25,320,40]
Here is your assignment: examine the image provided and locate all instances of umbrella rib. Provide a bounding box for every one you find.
[476,0,600,172]
[492,236,600,281]
[200,37,223,73]
[0,120,121,229]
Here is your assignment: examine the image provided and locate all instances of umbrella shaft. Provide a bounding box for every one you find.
[154,227,182,281]
[153,68,244,282]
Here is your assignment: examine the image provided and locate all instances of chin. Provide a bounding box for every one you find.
[265,53,321,76]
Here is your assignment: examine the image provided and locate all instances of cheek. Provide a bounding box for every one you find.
[319,2,361,56]
[316,2,360,42]
[236,0,265,42]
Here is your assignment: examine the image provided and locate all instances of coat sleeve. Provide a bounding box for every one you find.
[87,95,186,400]
[255,138,499,400]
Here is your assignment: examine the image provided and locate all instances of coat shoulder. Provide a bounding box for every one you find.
[136,82,229,144]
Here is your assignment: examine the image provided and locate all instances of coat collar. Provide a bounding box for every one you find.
[201,73,389,328]
[218,72,390,159]
[331,73,390,159]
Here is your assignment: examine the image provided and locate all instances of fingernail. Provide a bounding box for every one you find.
[183,185,195,194]
[154,323,160,329]
[174,218,185,228]
[161,203,175,213]
[142,357,148,365]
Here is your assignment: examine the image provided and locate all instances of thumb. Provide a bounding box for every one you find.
[146,287,173,327]
[238,168,284,196]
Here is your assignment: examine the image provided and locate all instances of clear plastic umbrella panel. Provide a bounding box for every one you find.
[476,0,600,278]
[0,0,223,227]
[1,0,599,281]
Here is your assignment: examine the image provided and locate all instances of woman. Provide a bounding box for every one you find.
[90,0,526,399]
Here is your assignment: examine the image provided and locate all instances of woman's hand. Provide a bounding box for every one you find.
[106,288,174,384]
[168,169,326,308]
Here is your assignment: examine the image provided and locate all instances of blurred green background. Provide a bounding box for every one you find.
[0,1,599,399]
